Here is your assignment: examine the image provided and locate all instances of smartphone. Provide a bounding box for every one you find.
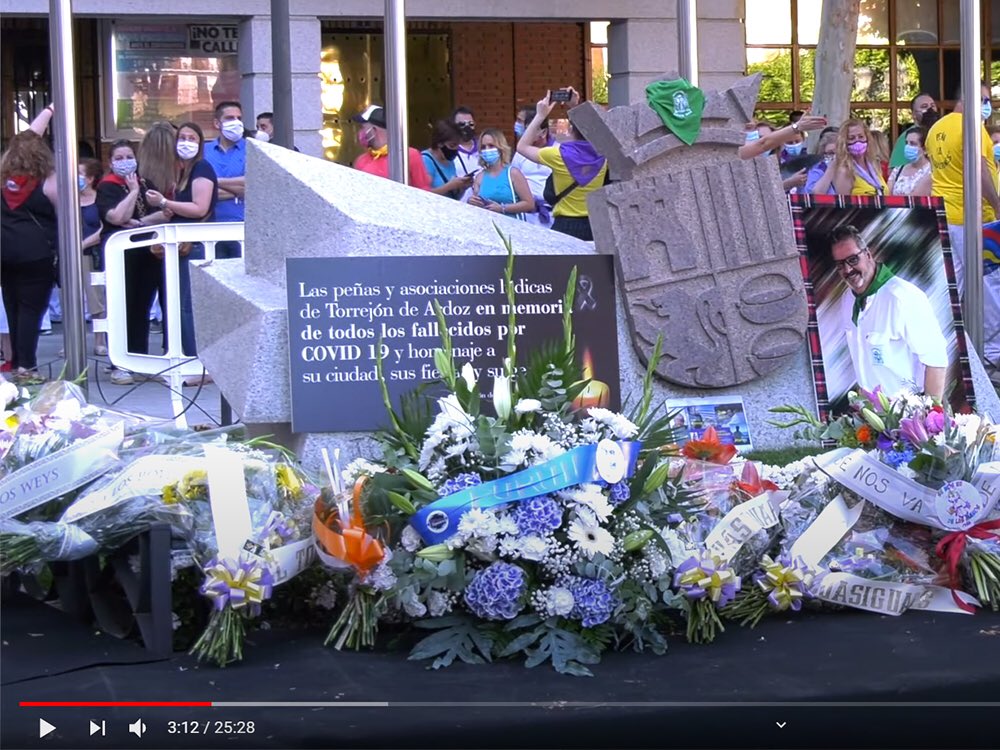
[550,89,572,103]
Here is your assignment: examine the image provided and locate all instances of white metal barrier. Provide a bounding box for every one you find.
[98,222,245,427]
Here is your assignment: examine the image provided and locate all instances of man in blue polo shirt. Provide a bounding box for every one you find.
[203,100,246,258]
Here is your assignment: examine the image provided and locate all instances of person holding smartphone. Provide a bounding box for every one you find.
[517,88,607,241]
[468,129,535,220]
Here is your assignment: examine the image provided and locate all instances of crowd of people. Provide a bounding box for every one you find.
[0,100,281,385]
[3,80,1000,386]
[352,88,608,241]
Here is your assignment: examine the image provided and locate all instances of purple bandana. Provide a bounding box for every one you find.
[559,141,607,187]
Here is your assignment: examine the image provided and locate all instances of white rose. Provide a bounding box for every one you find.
[544,587,575,617]
[514,399,542,414]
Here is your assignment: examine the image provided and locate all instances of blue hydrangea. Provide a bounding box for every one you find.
[885,447,916,469]
[463,562,527,621]
[609,481,631,506]
[439,473,482,497]
[568,576,617,627]
[511,495,563,536]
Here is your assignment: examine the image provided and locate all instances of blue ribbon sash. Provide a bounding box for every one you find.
[410,439,642,544]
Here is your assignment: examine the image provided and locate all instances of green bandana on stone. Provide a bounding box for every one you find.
[645,78,705,146]
[852,264,895,325]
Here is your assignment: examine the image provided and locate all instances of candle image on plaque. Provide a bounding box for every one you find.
[573,348,610,409]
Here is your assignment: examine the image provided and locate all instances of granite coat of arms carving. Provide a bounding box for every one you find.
[574,74,808,389]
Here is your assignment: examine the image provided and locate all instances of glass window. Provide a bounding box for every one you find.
[797,0,822,45]
[897,49,941,110]
[746,0,792,44]
[941,1,960,45]
[798,48,816,101]
[590,20,608,45]
[857,0,889,44]
[852,48,891,101]
[896,0,938,44]
[747,48,793,102]
[108,22,239,136]
[851,107,891,134]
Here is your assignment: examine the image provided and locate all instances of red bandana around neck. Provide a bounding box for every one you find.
[2,175,39,211]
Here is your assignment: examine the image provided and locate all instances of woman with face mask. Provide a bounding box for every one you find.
[813,119,887,196]
[887,127,931,197]
[468,129,536,220]
[96,132,174,382]
[78,158,107,355]
[146,122,218,364]
[421,120,473,199]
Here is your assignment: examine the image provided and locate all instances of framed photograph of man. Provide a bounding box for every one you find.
[789,194,974,420]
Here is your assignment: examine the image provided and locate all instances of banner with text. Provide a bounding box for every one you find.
[285,255,619,432]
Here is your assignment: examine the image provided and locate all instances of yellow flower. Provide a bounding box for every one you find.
[162,483,180,505]
[178,469,208,500]
[276,464,303,498]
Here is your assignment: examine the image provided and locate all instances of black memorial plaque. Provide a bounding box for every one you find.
[285,255,620,432]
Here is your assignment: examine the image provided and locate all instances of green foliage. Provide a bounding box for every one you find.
[409,615,496,668]
[592,64,610,106]
[498,617,603,676]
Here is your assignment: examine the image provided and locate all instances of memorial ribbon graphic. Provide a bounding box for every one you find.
[410,439,641,544]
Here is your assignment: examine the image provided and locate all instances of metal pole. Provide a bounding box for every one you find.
[384,0,408,184]
[48,0,87,393]
[270,0,295,148]
[677,0,699,86]
[961,0,984,356]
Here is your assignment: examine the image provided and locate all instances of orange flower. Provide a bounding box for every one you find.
[734,461,779,496]
[682,425,738,465]
[855,424,873,444]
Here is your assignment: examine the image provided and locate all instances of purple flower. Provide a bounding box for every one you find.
[673,554,741,608]
[899,416,929,446]
[463,562,527,621]
[609,481,631,506]
[511,495,563,536]
[876,431,896,452]
[858,386,884,411]
[925,410,946,436]
[567,576,617,627]
[439,473,482,497]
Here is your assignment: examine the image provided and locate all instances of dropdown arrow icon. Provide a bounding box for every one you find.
[776,721,787,728]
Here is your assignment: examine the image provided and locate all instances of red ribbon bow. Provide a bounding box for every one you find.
[934,518,1000,613]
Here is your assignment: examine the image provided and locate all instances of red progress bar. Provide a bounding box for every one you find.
[20,702,213,707]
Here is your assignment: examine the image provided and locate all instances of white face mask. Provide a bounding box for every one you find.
[221,119,245,142]
[254,130,271,142]
[176,140,199,160]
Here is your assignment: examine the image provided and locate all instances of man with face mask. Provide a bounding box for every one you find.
[927,83,1000,299]
[830,225,948,400]
[451,106,479,178]
[351,105,431,190]
[888,93,938,169]
[203,100,246,259]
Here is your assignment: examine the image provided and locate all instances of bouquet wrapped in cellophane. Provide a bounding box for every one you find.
[766,387,995,615]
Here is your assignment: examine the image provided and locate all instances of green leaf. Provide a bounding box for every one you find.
[408,616,495,669]
[522,623,602,676]
[386,491,416,515]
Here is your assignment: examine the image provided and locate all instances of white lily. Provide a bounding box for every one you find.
[461,362,477,391]
[492,373,512,420]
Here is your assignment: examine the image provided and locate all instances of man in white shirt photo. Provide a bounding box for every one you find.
[829,224,948,400]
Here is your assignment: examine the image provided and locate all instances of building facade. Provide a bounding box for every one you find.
[0,0,745,161]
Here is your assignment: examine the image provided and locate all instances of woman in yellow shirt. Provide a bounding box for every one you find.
[813,119,887,196]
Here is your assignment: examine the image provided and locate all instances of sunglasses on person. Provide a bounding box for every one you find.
[833,248,869,270]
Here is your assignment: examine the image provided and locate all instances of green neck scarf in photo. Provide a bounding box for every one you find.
[852,264,895,325]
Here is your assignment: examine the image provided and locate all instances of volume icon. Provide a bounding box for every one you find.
[90,720,106,736]
[129,719,146,738]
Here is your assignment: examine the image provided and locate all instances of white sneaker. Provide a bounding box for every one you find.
[110,369,135,386]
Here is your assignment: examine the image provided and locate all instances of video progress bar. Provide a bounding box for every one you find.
[22,701,1000,709]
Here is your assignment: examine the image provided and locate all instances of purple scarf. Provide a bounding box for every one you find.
[560,141,606,187]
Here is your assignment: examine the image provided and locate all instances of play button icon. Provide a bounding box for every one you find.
[38,718,56,738]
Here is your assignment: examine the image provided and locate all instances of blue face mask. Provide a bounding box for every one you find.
[784,142,804,157]
[994,143,1000,162]
[513,122,525,138]
[745,130,761,144]
[984,100,993,121]
[903,144,921,162]
[481,147,501,166]
[78,174,87,192]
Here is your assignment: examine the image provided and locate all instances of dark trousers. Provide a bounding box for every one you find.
[213,240,242,259]
[124,248,166,355]
[552,215,594,242]
[1,258,54,370]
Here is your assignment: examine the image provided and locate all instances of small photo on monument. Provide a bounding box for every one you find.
[790,194,974,419]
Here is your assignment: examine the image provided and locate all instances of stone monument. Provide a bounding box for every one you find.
[191,74,1000,470]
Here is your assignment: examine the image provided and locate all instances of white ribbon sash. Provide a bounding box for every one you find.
[814,572,978,615]
[705,492,785,564]
[0,423,125,520]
